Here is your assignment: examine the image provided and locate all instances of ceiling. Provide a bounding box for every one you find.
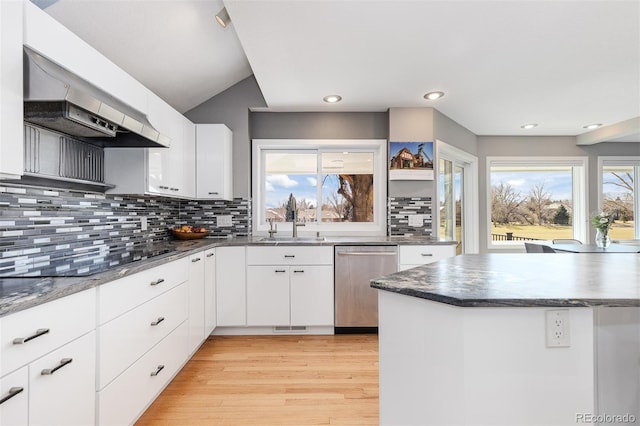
[40,0,639,141]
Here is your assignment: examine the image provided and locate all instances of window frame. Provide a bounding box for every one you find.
[486,156,588,249]
[597,156,640,241]
[252,139,387,236]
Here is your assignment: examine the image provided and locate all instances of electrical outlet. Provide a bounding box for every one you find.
[217,215,233,227]
[545,309,570,347]
[408,214,424,227]
[140,216,148,231]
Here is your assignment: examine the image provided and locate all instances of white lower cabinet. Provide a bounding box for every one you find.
[187,252,206,354]
[204,248,217,335]
[29,331,96,426]
[0,367,28,426]
[398,244,457,271]
[98,321,188,426]
[245,247,334,328]
[216,246,246,326]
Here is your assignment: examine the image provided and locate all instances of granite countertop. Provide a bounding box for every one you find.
[0,235,453,317]
[371,253,640,308]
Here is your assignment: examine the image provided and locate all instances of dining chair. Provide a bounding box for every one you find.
[541,245,557,253]
[552,239,582,244]
[524,242,544,253]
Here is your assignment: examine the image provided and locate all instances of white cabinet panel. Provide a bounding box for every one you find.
[204,248,217,335]
[216,246,246,326]
[398,245,456,271]
[1,288,96,377]
[187,252,206,354]
[246,246,333,266]
[29,331,96,426]
[0,0,24,179]
[247,266,290,326]
[0,367,28,426]
[290,265,334,326]
[196,124,233,200]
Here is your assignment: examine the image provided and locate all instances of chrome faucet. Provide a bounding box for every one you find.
[267,218,277,238]
[289,196,305,238]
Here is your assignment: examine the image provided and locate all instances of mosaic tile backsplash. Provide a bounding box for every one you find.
[0,183,250,276]
[388,197,433,237]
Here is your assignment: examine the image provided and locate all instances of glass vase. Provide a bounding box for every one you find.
[595,228,611,248]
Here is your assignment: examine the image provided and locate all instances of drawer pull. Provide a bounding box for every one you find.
[293,270,304,273]
[150,365,165,377]
[150,278,165,286]
[0,387,24,405]
[13,328,50,344]
[191,258,201,263]
[420,253,433,257]
[208,192,219,195]
[206,253,214,257]
[151,317,165,326]
[41,358,73,375]
[284,255,295,258]
[275,269,286,273]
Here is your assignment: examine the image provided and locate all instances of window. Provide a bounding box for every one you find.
[598,157,640,241]
[487,157,588,248]
[253,139,387,236]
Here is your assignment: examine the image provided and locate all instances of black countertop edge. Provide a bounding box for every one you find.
[0,236,453,317]
[371,285,640,308]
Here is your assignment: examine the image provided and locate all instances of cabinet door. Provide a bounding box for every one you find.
[29,331,96,426]
[398,245,456,269]
[290,265,334,326]
[247,266,290,326]
[0,367,28,426]
[187,252,206,354]
[177,118,196,198]
[204,248,217,335]
[0,0,24,179]
[216,246,246,326]
[195,124,232,200]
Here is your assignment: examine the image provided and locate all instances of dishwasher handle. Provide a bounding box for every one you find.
[337,251,397,256]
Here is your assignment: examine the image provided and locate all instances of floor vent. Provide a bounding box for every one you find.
[273,326,307,333]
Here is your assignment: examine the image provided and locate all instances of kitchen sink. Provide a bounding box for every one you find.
[259,236,326,242]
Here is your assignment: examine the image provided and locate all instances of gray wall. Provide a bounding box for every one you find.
[433,109,477,156]
[476,136,640,252]
[185,75,267,198]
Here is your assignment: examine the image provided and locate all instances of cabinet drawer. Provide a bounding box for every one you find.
[29,331,96,426]
[98,321,188,426]
[247,246,333,265]
[98,257,188,324]
[0,367,28,426]
[1,288,96,377]
[98,283,187,389]
[398,245,455,266]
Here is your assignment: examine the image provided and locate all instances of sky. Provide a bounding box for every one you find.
[490,170,573,200]
[265,174,344,209]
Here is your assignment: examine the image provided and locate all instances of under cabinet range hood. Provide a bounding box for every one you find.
[23,48,170,148]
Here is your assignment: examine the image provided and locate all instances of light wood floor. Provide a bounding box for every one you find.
[135,334,379,425]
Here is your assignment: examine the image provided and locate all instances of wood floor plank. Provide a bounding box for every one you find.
[135,334,379,426]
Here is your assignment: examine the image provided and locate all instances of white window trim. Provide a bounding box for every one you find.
[435,140,479,254]
[597,156,640,240]
[486,156,589,250]
[252,139,387,237]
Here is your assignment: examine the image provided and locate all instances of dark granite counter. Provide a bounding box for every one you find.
[0,235,454,317]
[371,253,640,308]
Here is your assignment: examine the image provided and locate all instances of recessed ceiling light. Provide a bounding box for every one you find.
[424,91,445,100]
[323,95,342,103]
[521,123,538,129]
[583,123,602,130]
[215,7,230,28]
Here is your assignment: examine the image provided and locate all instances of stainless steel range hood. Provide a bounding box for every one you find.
[23,47,171,148]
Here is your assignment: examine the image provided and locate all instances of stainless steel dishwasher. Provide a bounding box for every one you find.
[334,245,398,330]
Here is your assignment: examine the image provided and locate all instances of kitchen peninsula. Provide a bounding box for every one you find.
[372,254,640,426]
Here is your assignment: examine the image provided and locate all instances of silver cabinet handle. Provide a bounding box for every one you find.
[275,269,286,273]
[293,270,304,273]
[159,186,169,190]
[0,387,24,405]
[208,192,219,195]
[284,255,295,258]
[191,258,201,263]
[421,253,433,257]
[150,278,165,286]
[206,253,214,258]
[41,358,72,375]
[150,365,165,376]
[337,252,396,256]
[151,317,165,326]
[13,328,50,344]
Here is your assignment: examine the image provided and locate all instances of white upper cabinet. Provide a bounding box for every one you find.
[0,0,24,179]
[196,124,233,200]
